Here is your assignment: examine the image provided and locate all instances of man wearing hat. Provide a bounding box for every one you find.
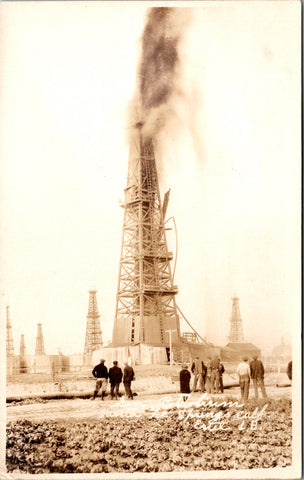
[109,360,123,400]
[123,361,135,400]
[236,356,250,401]
[91,358,108,400]
[210,356,221,394]
[250,355,267,399]
[218,358,225,394]
[180,364,191,401]
[205,357,212,393]
[191,356,205,393]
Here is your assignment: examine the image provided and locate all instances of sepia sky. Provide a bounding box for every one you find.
[0,1,301,356]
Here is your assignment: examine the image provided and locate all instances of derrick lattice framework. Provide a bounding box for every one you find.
[229,296,245,343]
[112,127,181,346]
[6,306,14,356]
[84,289,103,354]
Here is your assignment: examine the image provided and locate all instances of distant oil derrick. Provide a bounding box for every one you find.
[84,289,103,354]
[19,334,26,357]
[6,306,14,356]
[229,296,245,343]
[35,323,46,355]
[19,334,28,373]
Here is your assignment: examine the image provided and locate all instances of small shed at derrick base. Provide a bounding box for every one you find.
[172,338,219,364]
[220,342,261,362]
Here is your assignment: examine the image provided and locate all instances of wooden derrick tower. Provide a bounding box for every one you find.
[19,334,27,374]
[19,334,26,356]
[6,306,14,356]
[229,296,245,343]
[84,289,103,354]
[35,323,46,355]
[112,124,181,346]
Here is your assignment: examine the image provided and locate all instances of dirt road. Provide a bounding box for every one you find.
[7,386,291,423]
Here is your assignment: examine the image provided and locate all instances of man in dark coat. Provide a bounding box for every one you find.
[109,361,123,400]
[180,364,191,401]
[250,355,267,399]
[287,361,292,381]
[205,357,212,393]
[91,359,108,400]
[123,361,135,399]
[218,360,225,393]
[201,360,207,392]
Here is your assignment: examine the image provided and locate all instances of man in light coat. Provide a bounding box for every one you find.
[236,356,250,401]
[210,357,220,394]
[191,356,205,392]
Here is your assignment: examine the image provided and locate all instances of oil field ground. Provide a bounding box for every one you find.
[6,365,293,475]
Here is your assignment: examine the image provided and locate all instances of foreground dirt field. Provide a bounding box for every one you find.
[7,387,292,474]
[6,366,293,474]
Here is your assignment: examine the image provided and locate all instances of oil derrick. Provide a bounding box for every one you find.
[84,289,103,354]
[6,306,14,356]
[112,125,181,346]
[35,323,45,355]
[19,334,27,373]
[19,334,26,356]
[229,296,245,343]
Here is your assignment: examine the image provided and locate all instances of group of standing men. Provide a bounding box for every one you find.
[91,359,135,400]
[180,354,269,401]
[192,356,225,394]
[180,356,225,398]
[236,355,267,401]
[92,354,288,403]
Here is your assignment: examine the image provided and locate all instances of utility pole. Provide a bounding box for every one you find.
[165,329,177,367]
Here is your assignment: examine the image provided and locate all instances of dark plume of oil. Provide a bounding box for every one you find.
[129,7,190,139]
[128,7,204,169]
[140,8,179,112]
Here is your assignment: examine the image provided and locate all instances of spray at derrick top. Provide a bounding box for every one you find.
[130,7,190,144]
